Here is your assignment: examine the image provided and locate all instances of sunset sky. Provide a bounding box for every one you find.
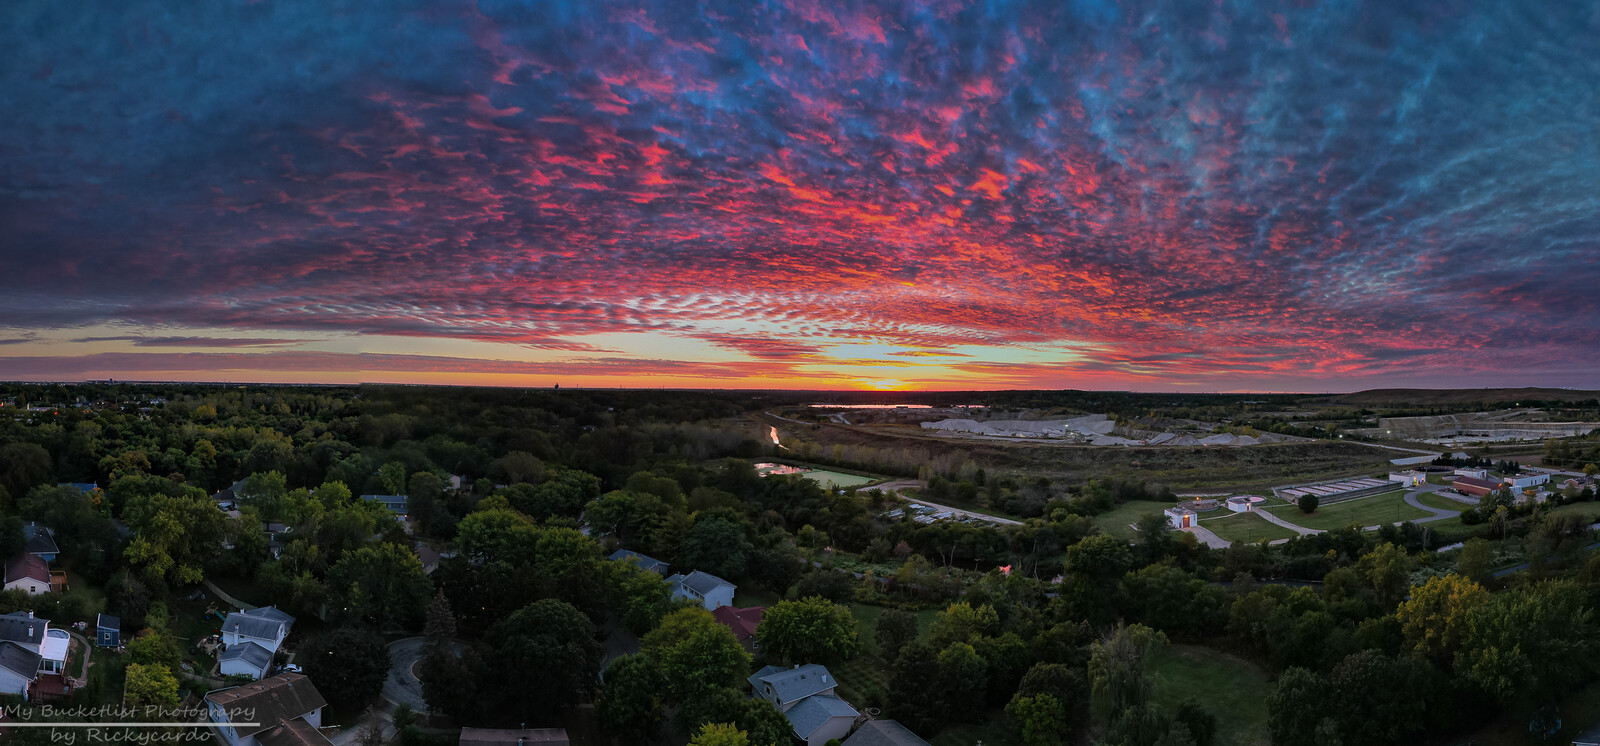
[2,0,1597,391]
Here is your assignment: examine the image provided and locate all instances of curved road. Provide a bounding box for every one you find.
[384,637,462,714]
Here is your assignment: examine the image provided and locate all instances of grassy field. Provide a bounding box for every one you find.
[1095,500,1177,539]
[806,469,879,489]
[830,603,942,711]
[1201,511,1298,545]
[1149,644,1274,746]
[1414,492,1473,513]
[1544,501,1600,521]
[931,718,1016,746]
[1264,490,1429,531]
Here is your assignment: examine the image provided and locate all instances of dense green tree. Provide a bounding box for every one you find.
[928,602,1000,648]
[123,488,226,585]
[757,597,860,664]
[875,608,920,661]
[937,642,988,721]
[688,723,748,746]
[1396,573,1488,664]
[327,543,433,630]
[596,654,666,743]
[1089,623,1166,724]
[643,608,752,699]
[124,663,180,708]
[1006,693,1071,746]
[490,599,604,721]
[1457,580,1598,705]
[887,641,944,733]
[299,626,391,709]
[678,516,752,579]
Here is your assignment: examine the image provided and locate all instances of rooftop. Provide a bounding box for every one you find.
[205,673,328,739]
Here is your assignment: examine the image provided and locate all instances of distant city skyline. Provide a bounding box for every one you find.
[2,1,1597,390]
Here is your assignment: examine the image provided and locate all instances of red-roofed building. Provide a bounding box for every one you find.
[3,554,49,596]
[1454,475,1507,498]
[713,606,764,651]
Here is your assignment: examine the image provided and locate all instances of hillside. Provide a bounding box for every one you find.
[1332,387,1600,406]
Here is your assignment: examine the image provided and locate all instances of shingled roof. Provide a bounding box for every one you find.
[0,611,47,645]
[0,641,42,679]
[222,606,295,641]
[4,554,48,586]
[219,641,274,673]
[254,717,333,746]
[205,673,328,739]
[843,720,933,746]
[748,664,839,706]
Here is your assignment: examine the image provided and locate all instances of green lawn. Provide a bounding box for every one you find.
[1200,511,1298,545]
[1263,491,1429,531]
[1544,501,1600,522]
[1094,500,1177,539]
[1414,492,1473,513]
[930,718,1016,746]
[805,469,879,489]
[847,602,939,657]
[1149,644,1274,746]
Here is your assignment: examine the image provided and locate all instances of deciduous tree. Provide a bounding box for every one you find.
[756,597,860,664]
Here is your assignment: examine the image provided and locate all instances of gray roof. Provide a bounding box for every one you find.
[749,664,838,706]
[23,523,58,556]
[0,612,47,645]
[222,607,293,640]
[220,641,274,672]
[608,549,669,573]
[97,613,120,631]
[205,674,328,739]
[0,641,42,678]
[361,495,408,512]
[677,570,734,597]
[843,720,933,746]
[784,695,858,738]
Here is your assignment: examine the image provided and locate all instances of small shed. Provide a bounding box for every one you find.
[1164,507,1197,529]
[95,613,121,648]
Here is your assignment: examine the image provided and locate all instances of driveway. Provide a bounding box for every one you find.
[1179,525,1231,549]
[1403,485,1462,522]
[1253,509,1320,536]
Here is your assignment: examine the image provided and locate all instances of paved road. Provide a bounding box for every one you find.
[900,497,1023,526]
[384,637,462,714]
[1403,489,1461,521]
[1180,525,1231,549]
[1253,509,1320,535]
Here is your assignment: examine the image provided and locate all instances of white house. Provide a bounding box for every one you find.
[667,570,736,611]
[1455,468,1489,480]
[205,673,331,746]
[748,664,859,746]
[221,606,295,654]
[219,641,274,680]
[1389,471,1424,487]
[3,554,50,595]
[0,611,68,675]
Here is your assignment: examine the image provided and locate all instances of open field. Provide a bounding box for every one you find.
[1327,387,1600,406]
[1201,511,1299,544]
[1264,490,1429,530]
[1544,501,1600,522]
[806,468,879,488]
[1094,500,1176,539]
[1149,644,1274,746]
[786,424,1396,490]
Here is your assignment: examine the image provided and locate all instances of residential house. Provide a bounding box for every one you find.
[748,664,860,746]
[667,570,736,611]
[4,554,50,595]
[22,523,58,563]
[361,495,408,518]
[205,673,330,746]
[843,720,933,746]
[608,549,671,575]
[417,545,442,575]
[712,606,763,651]
[0,612,69,676]
[96,613,122,647]
[457,728,570,746]
[219,640,275,680]
[221,606,295,655]
[0,643,41,699]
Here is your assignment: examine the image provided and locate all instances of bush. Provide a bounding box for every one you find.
[1298,494,1319,514]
